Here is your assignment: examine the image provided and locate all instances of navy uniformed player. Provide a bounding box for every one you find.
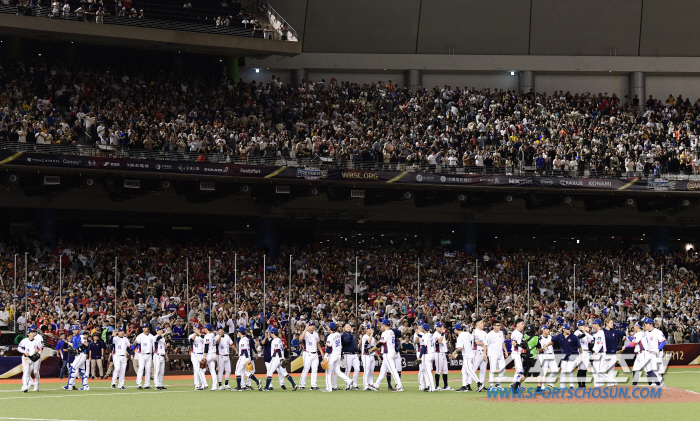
[601,318,626,386]
[548,323,581,389]
[341,323,360,390]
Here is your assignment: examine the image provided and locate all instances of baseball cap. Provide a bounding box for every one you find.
[237,326,247,333]
[307,321,315,326]
[328,322,337,330]
[454,323,462,331]
[592,318,603,326]
[141,323,149,328]
[204,323,212,330]
[365,324,372,329]
[117,327,124,332]
[193,324,201,329]
[269,327,278,334]
[156,326,163,332]
[577,320,585,326]
[381,319,390,326]
[541,325,549,331]
[422,323,430,331]
[27,327,35,333]
[416,319,424,325]
[563,323,571,330]
[435,322,443,328]
[72,325,79,330]
[642,317,654,325]
[217,325,224,330]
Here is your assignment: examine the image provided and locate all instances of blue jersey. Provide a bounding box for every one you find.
[263,337,272,362]
[341,332,358,354]
[551,333,581,360]
[391,328,402,353]
[72,334,89,354]
[603,329,626,355]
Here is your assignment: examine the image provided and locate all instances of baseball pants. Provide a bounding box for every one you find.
[511,353,523,383]
[488,354,506,386]
[393,354,402,374]
[539,354,558,386]
[601,354,618,386]
[560,358,577,388]
[373,354,402,389]
[326,354,351,390]
[234,356,254,385]
[420,354,436,391]
[299,352,319,388]
[461,355,478,387]
[153,354,166,388]
[90,358,104,378]
[265,360,286,386]
[344,354,360,388]
[32,357,41,388]
[206,354,217,389]
[68,353,89,387]
[218,355,232,384]
[21,357,39,391]
[473,350,487,384]
[191,354,206,389]
[362,355,375,389]
[592,354,616,386]
[418,358,425,389]
[112,355,127,388]
[136,354,152,387]
[435,353,449,374]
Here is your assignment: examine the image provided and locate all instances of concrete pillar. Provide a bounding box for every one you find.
[650,226,669,254]
[518,71,535,94]
[457,223,477,255]
[404,69,423,92]
[291,69,308,87]
[629,71,646,112]
[35,209,56,249]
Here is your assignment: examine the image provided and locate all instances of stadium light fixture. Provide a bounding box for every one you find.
[577,239,580,244]
[255,69,260,73]
[510,71,515,76]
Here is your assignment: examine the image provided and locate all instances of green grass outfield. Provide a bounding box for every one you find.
[0,368,698,421]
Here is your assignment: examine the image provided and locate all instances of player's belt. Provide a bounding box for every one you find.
[193,352,203,355]
[303,351,317,354]
[343,352,358,355]
[219,354,229,356]
[141,352,152,355]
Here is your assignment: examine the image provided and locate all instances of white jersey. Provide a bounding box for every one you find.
[238,336,252,358]
[31,335,44,354]
[485,330,505,357]
[154,334,166,355]
[135,333,154,354]
[632,331,645,353]
[112,336,130,357]
[511,330,523,354]
[574,329,594,352]
[540,334,554,354]
[217,334,234,356]
[190,334,205,354]
[455,331,475,358]
[326,332,343,357]
[423,331,435,354]
[380,329,397,356]
[473,328,486,351]
[433,331,448,353]
[592,329,606,353]
[203,332,216,353]
[271,337,284,359]
[18,338,40,356]
[640,328,666,353]
[361,334,376,356]
[303,331,320,353]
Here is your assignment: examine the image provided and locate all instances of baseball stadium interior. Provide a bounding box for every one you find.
[0,0,700,418]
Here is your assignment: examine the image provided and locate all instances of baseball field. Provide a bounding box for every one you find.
[0,368,698,421]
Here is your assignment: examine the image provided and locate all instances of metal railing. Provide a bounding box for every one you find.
[0,3,289,39]
[4,141,700,180]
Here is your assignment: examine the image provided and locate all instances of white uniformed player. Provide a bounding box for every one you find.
[573,320,594,387]
[322,322,352,392]
[591,318,608,387]
[134,323,154,390]
[153,326,169,390]
[472,318,488,392]
[417,323,436,392]
[627,322,646,385]
[538,325,557,388]
[640,317,666,386]
[360,324,377,390]
[510,320,526,390]
[202,324,218,391]
[234,326,262,391]
[18,328,40,392]
[29,325,43,390]
[369,319,403,391]
[215,326,236,390]
[484,320,508,390]
[299,321,323,390]
[412,320,425,391]
[263,327,298,391]
[110,327,130,389]
[63,326,90,391]
[189,324,207,390]
[453,323,477,392]
[432,322,453,390]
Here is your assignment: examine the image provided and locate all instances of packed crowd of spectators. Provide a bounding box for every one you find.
[1,234,699,374]
[1,60,700,178]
